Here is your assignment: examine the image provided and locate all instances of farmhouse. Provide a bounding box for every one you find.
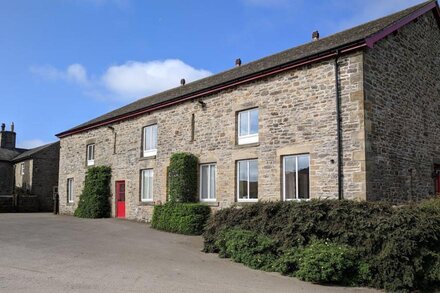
[0,123,59,212]
[56,1,440,221]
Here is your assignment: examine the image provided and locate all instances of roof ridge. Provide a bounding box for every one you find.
[57,0,439,138]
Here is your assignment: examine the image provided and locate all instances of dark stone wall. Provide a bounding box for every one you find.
[364,11,440,202]
[31,142,60,212]
[0,161,14,195]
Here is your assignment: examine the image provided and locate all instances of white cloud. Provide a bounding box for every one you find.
[30,64,89,85]
[101,59,212,99]
[30,59,212,102]
[18,139,49,149]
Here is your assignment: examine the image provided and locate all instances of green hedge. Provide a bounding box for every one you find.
[151,202,211,235]
[168,152,198,202]
[74,166,112,218]
[203,199,440,292]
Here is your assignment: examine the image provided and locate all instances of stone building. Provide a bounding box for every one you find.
[56,1,440,221]
[0,123,60,212]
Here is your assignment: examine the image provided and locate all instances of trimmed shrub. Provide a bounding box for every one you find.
[151,202,211,235]
[294,241,359,285]
[168,152,198,202]
[215,229,277,271]
[74,166,111,218]
[203,200,440,291]
[203,200,393,254]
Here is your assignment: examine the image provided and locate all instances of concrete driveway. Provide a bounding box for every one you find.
[0,214,377,293]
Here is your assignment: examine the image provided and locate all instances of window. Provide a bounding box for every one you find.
[283,155,310,200]
[86,144,95,166]
[237,159,258,201]
[143,124,158,157]
[141,169,154,202]
[200,164,216,201]
[20,163,25,175]
[238,108,259,145]
[67,178,74,203]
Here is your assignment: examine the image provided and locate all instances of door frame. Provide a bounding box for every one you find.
[115,180,126,218]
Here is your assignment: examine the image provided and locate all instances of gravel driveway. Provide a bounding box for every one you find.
[0,213,377,293]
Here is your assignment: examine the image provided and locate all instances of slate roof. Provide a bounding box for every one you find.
[12,142,59,162]
[0,148,23,162]
[57,0,437,137]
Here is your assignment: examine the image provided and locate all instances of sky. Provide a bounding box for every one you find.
[0,0,424,149]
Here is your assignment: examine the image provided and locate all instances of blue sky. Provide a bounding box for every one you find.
[0,0,423,148]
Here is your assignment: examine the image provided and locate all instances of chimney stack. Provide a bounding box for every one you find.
[0,122,16,150]
[312,31,320,41]
[235,58,242,67]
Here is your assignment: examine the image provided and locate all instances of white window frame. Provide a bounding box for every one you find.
[236,159,258,202]
[282,155,311,201]
[67,178,74,203]
[20,163,25,175]
[199,163,216,202]
[238,108,259,145]
[143,124,158,157]
[141,169,154,202]
[86,144,95,166]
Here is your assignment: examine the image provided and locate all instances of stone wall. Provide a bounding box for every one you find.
[31,142,59,212]
[59,52,366,221]
[0,161,13,195]
[14,159,33,192]
[364,11,440,202]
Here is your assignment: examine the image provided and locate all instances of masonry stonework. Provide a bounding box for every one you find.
[364,11,440,202]
[59,52,366,221]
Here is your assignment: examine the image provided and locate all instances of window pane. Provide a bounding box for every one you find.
[142,171,147,200]
[149,170,154,200]
[239,111,249,137]
[297,156,310,199]
[250,109,259,135]
[284,157,296,200]
[201,166,209,199]
[152,125,157,149]
[144,127,150,150]
[209,165,216,199]
[238,161,248,199]
[249,160,258,199]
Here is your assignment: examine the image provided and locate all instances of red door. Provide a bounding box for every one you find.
[116,181,125,218]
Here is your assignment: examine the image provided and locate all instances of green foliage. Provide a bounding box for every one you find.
[215,229,277,271]
[151,202,211,235]
[168,152,198,203]
[74,166,112,218]
[294,241,359,285]
[203,200,440,291]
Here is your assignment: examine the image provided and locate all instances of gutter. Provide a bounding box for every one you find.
[334,50,343,200]
[56,0,440,139]
[56,42,367,138]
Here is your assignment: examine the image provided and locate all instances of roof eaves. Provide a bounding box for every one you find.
[56,39,367,138]
[365,1,439,47]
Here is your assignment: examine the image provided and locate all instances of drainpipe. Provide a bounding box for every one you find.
[335,50,343,200]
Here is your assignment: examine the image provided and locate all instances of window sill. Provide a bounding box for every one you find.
[234,200,258,206]
[139,156,156,161]
[200,201,219,207]
[235,142,260,149]
[67,202,75,206]
[138,201,155,206]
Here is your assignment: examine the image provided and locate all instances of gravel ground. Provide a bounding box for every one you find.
[0,213,378,293]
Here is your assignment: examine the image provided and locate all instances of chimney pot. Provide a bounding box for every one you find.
[235,58,242,67]
[11,122,14,132]
[1,123,5,132]
[312,30,320,41]
[180,78,186,86]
